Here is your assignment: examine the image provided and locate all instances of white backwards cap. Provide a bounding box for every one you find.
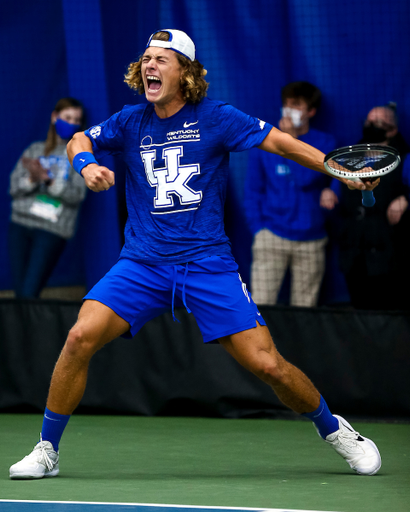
[146,29,195,61]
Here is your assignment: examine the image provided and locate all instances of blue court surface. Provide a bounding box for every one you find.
[0,502,336,512]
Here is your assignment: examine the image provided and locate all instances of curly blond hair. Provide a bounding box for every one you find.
[124,31,209,104]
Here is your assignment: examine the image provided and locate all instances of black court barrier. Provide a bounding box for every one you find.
[0,299,409,418]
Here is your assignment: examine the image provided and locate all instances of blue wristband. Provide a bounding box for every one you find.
[73,152,99,176]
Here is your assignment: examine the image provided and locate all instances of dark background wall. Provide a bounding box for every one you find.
[1,0,409,301]
[1,300,409,418]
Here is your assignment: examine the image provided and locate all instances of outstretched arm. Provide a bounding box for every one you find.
[67,132,115,192]
[258,127,379,192]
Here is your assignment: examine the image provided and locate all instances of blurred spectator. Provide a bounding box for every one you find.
[244,82,335,306]
[321,103,410,309]
[8,97,87,298]
[401,153,410,212]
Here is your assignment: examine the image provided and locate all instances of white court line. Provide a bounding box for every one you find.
[0,500,340,512]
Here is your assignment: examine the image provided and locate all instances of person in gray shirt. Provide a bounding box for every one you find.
[8,97,87,298]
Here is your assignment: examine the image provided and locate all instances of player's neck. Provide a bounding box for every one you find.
[154,98,187,119]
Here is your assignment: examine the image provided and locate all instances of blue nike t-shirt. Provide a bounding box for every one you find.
[85,97,272,265]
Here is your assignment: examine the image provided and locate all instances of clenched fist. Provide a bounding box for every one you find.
[81,163,115,192]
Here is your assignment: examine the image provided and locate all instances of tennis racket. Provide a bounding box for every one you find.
[324,144,401,207]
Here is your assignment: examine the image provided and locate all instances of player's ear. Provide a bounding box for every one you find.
[51,111,58,124]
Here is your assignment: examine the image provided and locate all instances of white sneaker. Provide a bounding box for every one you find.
[318,415,381,475]
[9,440,59,479]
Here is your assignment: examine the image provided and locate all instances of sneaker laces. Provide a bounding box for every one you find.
[33,436,55,471]
[334,426,363,452]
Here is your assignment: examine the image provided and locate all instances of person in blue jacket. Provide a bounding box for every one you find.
[245,82,335,306]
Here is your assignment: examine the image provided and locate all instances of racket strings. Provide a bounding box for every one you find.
[324,146,400,180]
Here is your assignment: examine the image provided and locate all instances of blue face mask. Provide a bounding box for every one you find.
[55,118,81,139]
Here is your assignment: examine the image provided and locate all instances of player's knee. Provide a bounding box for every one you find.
[64,324,99,360]
[256,356,287,385]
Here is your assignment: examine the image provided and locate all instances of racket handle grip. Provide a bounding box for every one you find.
[362,190,375,207]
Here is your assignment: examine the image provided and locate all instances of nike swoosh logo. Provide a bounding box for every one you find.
[183,121,198,128]
[44,414,60,422]
[79,159,85,162]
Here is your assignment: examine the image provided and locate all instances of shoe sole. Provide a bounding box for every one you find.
[10,468,59,479]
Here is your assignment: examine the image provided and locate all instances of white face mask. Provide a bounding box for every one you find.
[281,107,303,128]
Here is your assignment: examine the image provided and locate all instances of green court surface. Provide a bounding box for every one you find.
[1,414,409,512]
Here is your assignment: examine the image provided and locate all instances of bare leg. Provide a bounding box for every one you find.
[219,322,320,413]
[47,300,130,415]
[218,323,382,476]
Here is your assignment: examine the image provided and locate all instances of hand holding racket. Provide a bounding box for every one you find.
[324,144,401,207]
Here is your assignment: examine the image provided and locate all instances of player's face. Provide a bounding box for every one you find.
[141,47,184,109]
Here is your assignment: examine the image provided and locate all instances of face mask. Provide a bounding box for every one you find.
[281,107,303,128]
[362,123,388,143]
[55,118,81,139]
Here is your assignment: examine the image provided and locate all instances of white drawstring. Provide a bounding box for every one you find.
[171,263,191,322]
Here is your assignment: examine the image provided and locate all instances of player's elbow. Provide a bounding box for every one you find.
[67,132,92,159]
[68,131,84,147]
[66,132,81,158]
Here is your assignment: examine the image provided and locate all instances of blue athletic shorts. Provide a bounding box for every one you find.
[84,255,266,343]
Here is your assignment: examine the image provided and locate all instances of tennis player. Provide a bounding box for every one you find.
[10,29,381,479]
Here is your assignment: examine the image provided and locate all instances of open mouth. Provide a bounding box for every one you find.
[147,75,162,92]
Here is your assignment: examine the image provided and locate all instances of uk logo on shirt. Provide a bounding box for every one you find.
[140,144,202,214]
